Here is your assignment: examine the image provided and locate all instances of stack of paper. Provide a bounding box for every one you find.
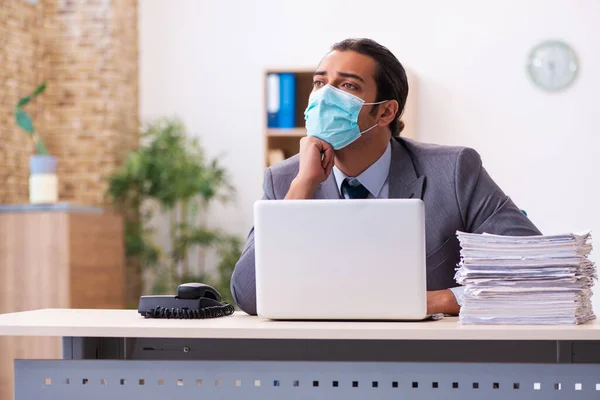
[455,231,597,325]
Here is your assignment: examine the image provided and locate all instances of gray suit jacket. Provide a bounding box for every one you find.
[231,137,541,314]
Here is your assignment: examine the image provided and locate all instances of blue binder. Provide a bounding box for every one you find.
[278,73,296,128]
[266,73,280,128]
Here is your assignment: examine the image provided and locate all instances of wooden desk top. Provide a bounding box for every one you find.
[0,309,599,340]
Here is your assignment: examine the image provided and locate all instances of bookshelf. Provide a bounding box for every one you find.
[264,69,313,167]
[264,68,416,168]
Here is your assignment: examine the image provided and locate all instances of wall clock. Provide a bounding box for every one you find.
[527,40,578,91]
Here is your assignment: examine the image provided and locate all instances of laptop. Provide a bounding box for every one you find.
[254,199,427,320]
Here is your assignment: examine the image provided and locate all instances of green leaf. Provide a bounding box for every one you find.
[16,96,31,109]
[15,110,34,134]
[33,82,47,96]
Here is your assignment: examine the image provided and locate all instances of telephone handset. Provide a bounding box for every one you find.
[138,282,235,319]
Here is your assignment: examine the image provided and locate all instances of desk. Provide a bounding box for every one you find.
[1,309,599,399]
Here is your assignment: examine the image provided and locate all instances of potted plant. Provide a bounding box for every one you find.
[106,117,242,306]
[14,82,58,204]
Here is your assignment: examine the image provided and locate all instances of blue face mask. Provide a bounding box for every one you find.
[304,84,387,150]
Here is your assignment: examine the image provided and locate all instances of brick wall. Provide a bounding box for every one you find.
[0,0,139,205]
[0,1,43,203]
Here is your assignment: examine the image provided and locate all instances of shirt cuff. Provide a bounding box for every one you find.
[449,286,465,307]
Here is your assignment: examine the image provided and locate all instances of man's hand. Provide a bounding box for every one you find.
[285,136,335,200]
[427,289,460,315]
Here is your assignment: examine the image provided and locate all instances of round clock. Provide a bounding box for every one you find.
[526,40,579,91]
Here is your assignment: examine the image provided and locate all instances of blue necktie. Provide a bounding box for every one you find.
[341,178,370,199]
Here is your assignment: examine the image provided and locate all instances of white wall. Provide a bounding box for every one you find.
[139,0,600,310]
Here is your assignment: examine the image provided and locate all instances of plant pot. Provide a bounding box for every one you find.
[29,155,58,204]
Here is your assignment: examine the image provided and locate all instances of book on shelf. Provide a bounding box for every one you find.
[266,73,280,128]
[266,72,296,129]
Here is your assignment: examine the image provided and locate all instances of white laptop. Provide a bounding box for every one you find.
[254,199,427,320]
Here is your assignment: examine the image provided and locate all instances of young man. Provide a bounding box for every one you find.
[231,38,540,316]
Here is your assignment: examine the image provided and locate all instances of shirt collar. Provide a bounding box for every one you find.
[333,141,392,197]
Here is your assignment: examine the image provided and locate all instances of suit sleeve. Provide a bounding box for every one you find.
[455,148,541,236]
[230,168,276,315]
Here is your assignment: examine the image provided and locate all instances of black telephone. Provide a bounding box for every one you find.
[138,282,235,319]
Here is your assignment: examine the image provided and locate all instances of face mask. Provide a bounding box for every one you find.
[304,84,387,150]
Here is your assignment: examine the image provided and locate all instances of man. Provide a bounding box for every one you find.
[231,38,541,316]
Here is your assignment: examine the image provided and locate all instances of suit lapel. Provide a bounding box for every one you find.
[388,137,426,200]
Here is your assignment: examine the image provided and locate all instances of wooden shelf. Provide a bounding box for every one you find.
[0,211,124,400]
[267,128,306,137]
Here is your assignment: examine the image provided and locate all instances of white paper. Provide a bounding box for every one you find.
[455,231,597,325]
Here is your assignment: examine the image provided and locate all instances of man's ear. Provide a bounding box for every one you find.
[378,100,399,127]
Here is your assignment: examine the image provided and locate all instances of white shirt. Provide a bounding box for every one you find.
[332,142,392,199]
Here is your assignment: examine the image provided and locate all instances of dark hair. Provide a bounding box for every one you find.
[330,38,408,136]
